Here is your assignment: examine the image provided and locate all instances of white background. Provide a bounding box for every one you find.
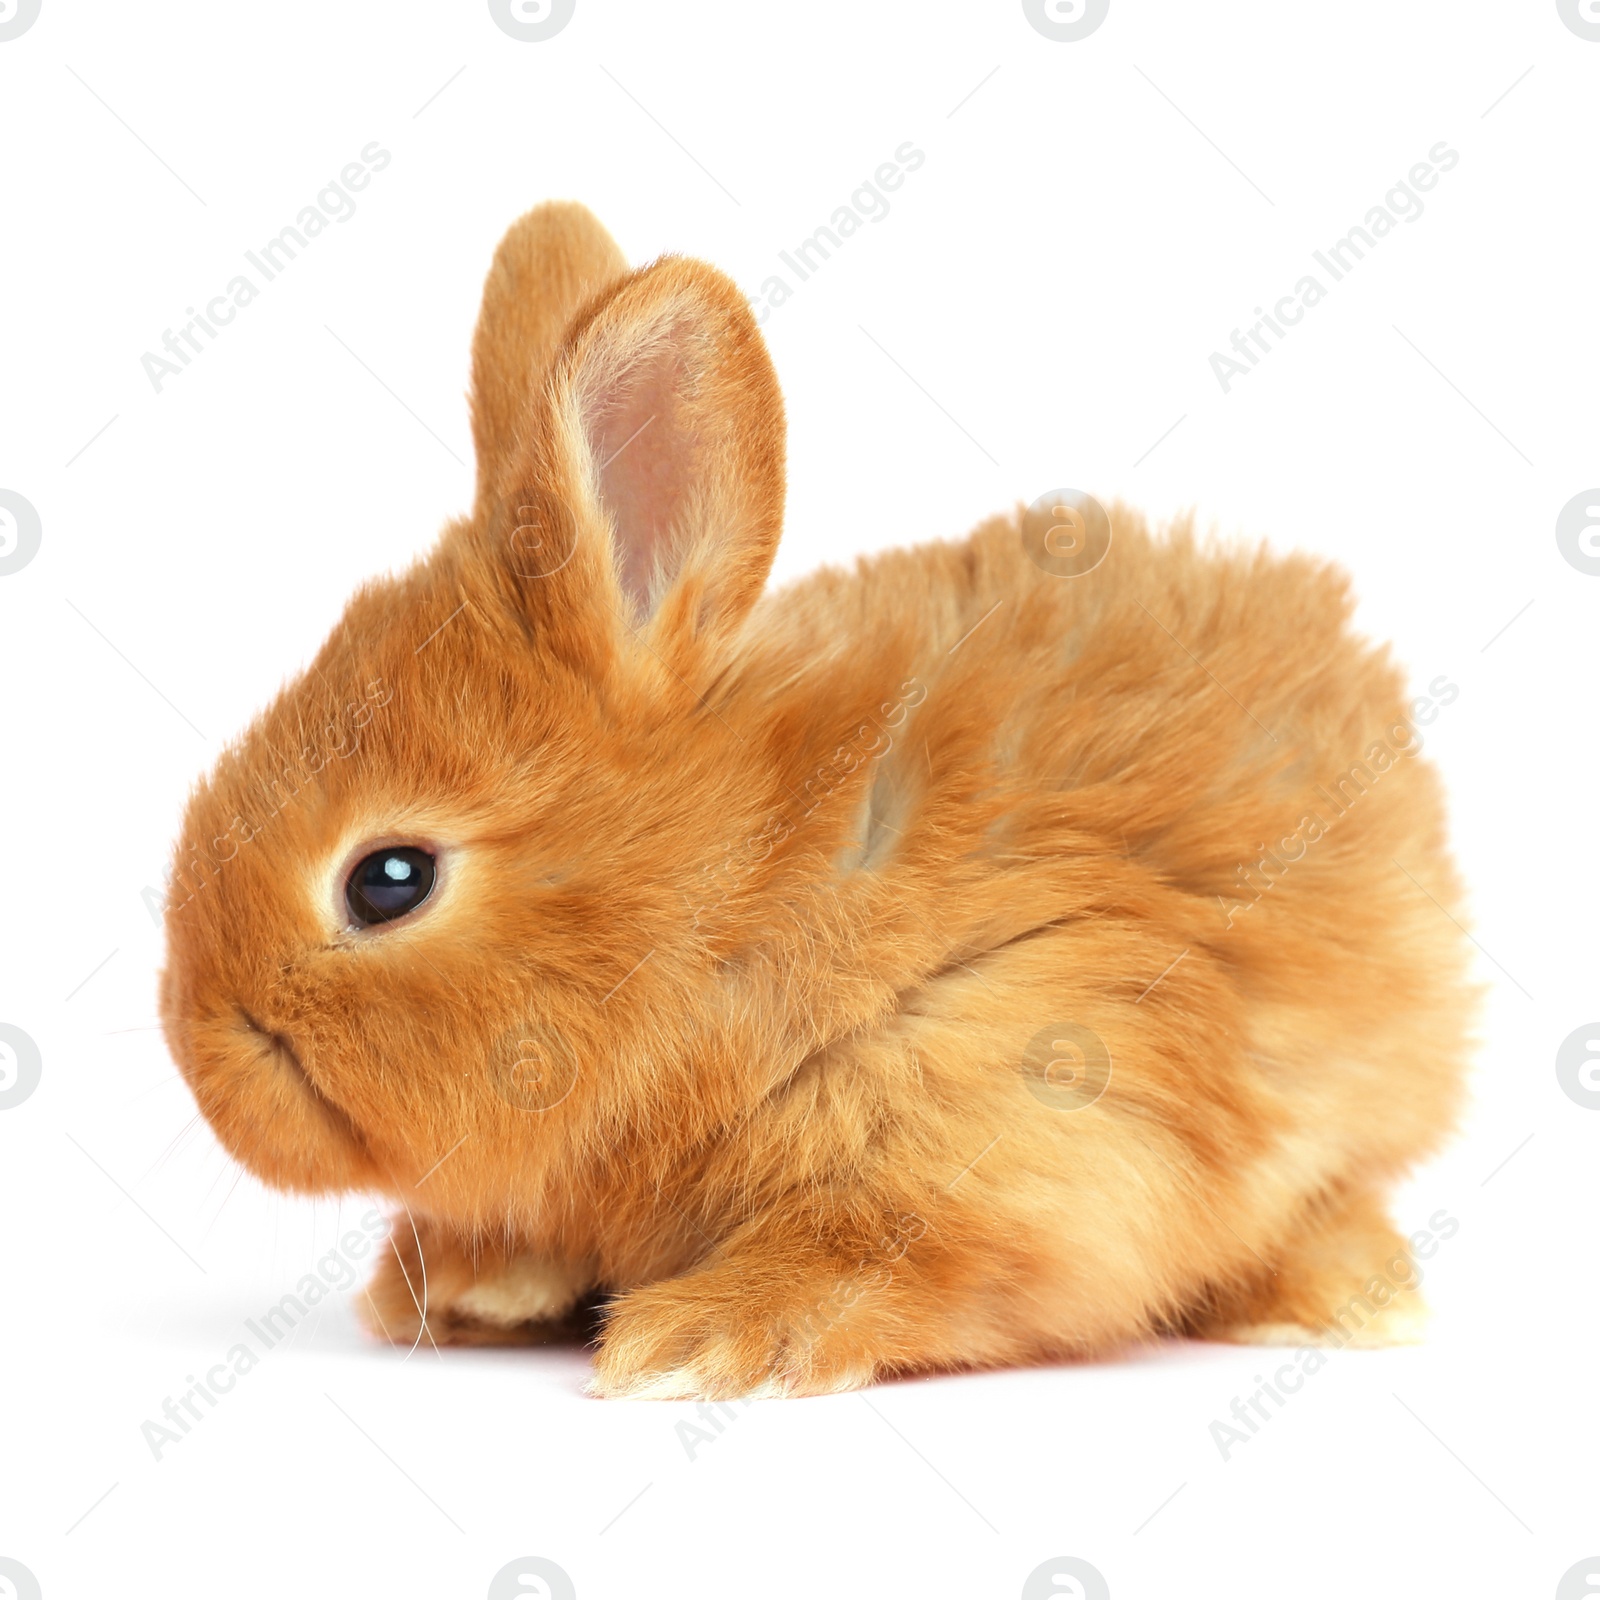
[2,2,1596,1597]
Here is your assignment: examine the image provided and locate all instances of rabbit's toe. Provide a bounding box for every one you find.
[591,1276,877,1400]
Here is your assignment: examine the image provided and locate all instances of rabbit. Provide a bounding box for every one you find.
[159,200,1475,1399]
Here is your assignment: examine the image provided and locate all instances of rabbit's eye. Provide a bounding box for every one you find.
[346,846,437,927]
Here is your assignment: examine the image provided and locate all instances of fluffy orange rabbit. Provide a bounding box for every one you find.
[160,201,1473,1398]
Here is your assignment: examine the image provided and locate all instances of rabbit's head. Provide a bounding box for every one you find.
[159,204,787,1215]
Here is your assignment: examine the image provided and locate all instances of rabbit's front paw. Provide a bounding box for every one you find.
[591,1267,882,1400]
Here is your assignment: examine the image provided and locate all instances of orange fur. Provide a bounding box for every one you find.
[160,201,1475,1398]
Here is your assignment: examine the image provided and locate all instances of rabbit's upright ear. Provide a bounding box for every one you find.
[485,254,784,678]
[470,201,629,510]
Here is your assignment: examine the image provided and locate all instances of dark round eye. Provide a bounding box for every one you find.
[346,846,437,927]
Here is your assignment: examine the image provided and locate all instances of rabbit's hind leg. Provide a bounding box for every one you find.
[359,1214,591,1349]
[1186,1186,1429,1349]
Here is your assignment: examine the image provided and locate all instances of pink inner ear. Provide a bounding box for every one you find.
[588,340,691,622]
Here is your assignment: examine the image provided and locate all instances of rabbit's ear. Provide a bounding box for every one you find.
[470,202,628,508]
[507,253,786,668]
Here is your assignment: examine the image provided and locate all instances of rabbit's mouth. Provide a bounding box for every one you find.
[239,1009,367,1153]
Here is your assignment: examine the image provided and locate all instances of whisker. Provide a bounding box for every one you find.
[387,1208,442,1361]
[139,1111,203,1182]
[200,1164,248,1241]
[120,1072,189,1108]
[363,1287,394,1346]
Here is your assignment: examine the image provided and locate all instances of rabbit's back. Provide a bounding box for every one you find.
[749,504,1457,934]
[723,506,1472,1343]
